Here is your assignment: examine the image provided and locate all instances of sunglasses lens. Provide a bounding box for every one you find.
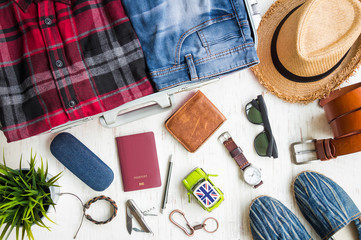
[246,103,263,124]
[254,132,269,157]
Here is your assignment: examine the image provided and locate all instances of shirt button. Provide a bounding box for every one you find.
[55,60,64,68]
[44,18,52,26]
[68,100,76,108]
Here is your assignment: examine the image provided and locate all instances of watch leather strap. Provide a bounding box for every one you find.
[223,137,250,170]
[314,83,361,160]
[254,181,263,189]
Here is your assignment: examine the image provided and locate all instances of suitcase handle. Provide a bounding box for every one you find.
[99,93,175,128]
[245,0,260,47]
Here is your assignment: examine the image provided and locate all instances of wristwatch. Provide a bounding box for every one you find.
[218,132,263,188]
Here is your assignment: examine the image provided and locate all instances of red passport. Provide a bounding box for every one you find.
[116,132,161,192]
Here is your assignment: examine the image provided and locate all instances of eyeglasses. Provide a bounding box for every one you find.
[245,95,278,158]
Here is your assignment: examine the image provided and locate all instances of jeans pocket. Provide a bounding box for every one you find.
[197,17,246,54]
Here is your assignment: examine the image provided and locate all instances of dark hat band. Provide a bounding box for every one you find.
[271,4,348,83]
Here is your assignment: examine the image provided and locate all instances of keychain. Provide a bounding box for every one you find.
[169,209,219,236]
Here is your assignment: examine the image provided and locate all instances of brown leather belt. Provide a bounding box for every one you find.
[292,82,361,164]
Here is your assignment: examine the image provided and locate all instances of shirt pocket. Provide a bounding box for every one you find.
[81,30,137,64]
[81,33,146,93]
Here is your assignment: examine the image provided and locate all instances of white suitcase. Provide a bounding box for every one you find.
[51,0,261,132]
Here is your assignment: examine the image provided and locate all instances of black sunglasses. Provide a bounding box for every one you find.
[245,95,278,158]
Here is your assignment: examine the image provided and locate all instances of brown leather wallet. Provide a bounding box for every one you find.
[165,91,226,152]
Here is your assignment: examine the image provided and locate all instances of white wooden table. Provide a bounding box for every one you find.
[2,1,361,239]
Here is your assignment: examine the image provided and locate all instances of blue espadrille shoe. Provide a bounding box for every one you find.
[294,171,361,240]
[249,196,313,240]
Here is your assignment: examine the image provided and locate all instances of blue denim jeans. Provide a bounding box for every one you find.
[121,0,259,90]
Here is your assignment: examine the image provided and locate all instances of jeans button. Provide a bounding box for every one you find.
[44,18,52,26]
[55,60,64,68]
[68,100,76,108]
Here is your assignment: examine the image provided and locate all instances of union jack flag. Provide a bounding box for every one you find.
[194,181,220,207]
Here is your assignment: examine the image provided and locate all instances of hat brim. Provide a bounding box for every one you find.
[252,0,361,104]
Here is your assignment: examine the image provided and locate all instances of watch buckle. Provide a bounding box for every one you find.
[291,140,319,165]
[218,131,232,143]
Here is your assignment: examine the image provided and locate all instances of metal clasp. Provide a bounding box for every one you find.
[169,210,195,236]
[169,210,219,237]
[291,140,319,165]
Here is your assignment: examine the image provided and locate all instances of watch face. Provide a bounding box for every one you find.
[244,166,262,186]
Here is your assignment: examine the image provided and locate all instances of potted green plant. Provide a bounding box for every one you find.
[0,151,62,240]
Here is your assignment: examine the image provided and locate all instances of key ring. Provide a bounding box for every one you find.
[169,209,219,236]
[202,217,219,233]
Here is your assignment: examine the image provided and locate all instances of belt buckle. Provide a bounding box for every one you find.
[291,140,319,165]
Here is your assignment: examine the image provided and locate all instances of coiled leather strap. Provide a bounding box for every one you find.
[316,82,361,160]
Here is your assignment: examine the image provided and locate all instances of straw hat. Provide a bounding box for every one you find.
[252,0,361,103]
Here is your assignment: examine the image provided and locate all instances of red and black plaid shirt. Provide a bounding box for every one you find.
[0,0,154,142]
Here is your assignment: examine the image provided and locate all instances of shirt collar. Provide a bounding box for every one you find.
[15,0,71,12]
